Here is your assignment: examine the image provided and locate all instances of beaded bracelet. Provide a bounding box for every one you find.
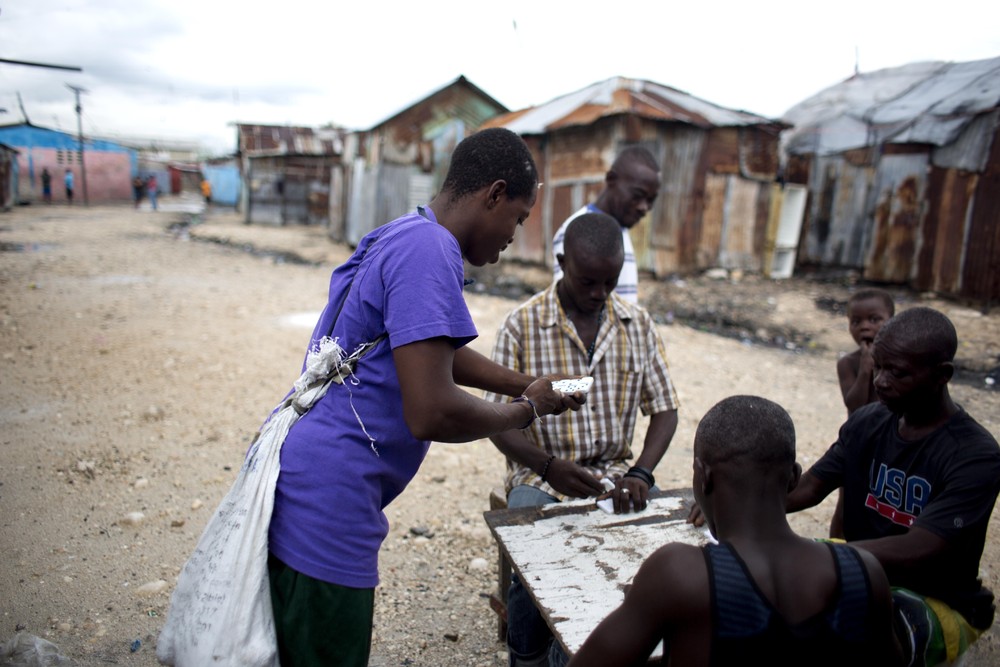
[539,454,556,482]
[624,465,656,488]
[511,395,540,429]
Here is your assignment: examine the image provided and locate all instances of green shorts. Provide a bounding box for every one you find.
[268,554,375,667]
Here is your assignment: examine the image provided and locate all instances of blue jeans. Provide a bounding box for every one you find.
[506,486,568,667]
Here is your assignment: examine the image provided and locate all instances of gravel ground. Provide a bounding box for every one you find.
[1,198,998,666]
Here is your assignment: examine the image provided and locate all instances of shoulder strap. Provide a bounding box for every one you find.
[827,543,872,642]
[705,542,771,637]
[325,230,384,338]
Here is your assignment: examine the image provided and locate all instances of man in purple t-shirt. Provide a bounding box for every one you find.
[266,128,585,666]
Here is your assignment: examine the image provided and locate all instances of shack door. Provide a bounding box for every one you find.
[864,153,928,284]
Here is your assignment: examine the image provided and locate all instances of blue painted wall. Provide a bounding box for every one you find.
[203,164,240,206]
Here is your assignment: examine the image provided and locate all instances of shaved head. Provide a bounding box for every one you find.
[695,395,795,470]
[875,307,957,366]
[611,146,659,173]
[564,212,624,259]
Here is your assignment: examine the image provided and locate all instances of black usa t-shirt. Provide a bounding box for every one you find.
[810,403,1000,605]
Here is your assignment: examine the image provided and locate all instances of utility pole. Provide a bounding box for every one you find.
[66,84,89,206]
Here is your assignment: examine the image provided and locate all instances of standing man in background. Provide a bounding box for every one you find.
[146,175,159,211]
[64,168,74,204]
[200,175,212,205]
[133,175,145,209]
[551,146,660,304]
[41,168,52,204]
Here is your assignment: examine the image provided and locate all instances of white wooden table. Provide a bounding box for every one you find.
[484,489,709,662]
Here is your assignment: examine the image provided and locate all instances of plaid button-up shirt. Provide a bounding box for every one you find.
[486,284,679,498]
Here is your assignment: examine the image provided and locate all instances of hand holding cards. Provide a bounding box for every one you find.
[551,376,594,394]
[596,477,616,513]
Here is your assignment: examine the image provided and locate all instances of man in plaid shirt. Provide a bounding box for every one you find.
[486,212,680,667]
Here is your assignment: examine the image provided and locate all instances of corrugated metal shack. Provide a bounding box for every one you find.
[340,75,508,245]
[340,76,508,245]
[481,77,789,275]
[236,124,346,226]
[783,56,1000,304]
[168,163,203,194]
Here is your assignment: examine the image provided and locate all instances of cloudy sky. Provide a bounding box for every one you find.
[2,0,998,155]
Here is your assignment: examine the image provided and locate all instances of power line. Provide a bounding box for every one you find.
[0,57,82,72]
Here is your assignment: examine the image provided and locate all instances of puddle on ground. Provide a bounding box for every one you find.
[90,274,150,286]
[278,312,321,329]
[166,223,320,266]
[0,241,59,252]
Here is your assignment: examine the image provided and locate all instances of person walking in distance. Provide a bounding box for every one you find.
[146,175,159,211]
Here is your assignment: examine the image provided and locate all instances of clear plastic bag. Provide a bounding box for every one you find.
[0,632,75,667]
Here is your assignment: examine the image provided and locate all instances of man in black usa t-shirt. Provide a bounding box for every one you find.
[787,307,1000,666]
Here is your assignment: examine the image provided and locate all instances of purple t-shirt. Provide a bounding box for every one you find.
[268,209,478,588]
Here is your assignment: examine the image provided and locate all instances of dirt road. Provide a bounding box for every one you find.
[1,200,998,665]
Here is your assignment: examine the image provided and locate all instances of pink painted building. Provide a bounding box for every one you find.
[0,123,137,204]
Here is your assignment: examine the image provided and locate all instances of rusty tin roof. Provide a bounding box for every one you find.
[783,56,1000,157]
[236,124,344,157]
[483,76,781,134]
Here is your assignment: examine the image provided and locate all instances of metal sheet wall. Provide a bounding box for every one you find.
[373,163,411,233]
[960,129,1000,303]
[787,102,1000,303]
[499,117,782,276]
[864,153,929,283]
[721,178,762,271]
[918,167,974,295]
[508,135,555,266]
[246,156,335,226]
[246,157,282,225]
[345,160,422,245]
[527,125,617,268]
[346,157,376,246]
[700,174,768,271]
[652,126,706,273]
[801,156,878,268]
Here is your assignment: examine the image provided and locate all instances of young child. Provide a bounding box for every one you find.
[830,288,895,538]
[836,288,895,414]
[568,396,902,667]
[830,288,896,539]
